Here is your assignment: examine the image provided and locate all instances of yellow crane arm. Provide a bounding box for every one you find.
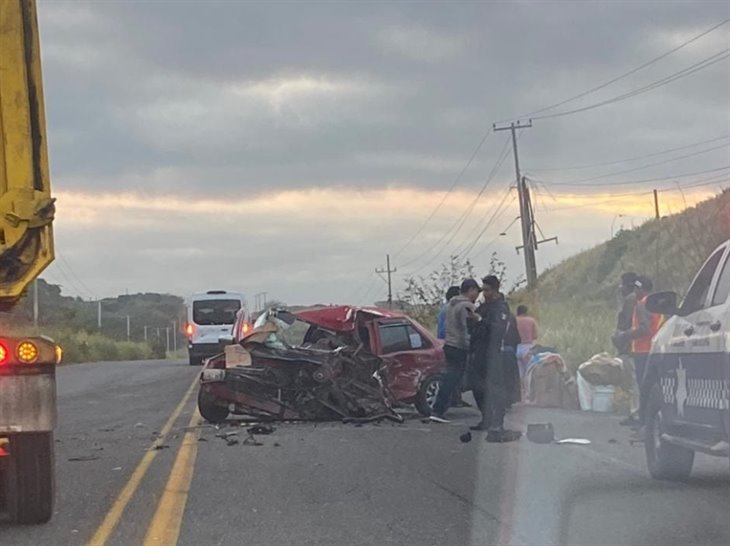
[0,0,54,309]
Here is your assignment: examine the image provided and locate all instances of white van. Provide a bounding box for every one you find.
[185,290,247,365]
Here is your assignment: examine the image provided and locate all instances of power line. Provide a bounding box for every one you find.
[527,142,729,185]
[527,134,730,172]
[536,164,730,187]
[532,48,730,120]
[392,129,492,258]
[58,253,96,299]
[458,187,516,258]
[510,17,730,120]
[400,136,513,272]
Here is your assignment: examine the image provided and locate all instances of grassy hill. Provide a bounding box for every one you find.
[521,189,730,371]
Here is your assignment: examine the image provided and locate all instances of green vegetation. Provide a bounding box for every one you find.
[1,283,184,363]
[525,189,729,372]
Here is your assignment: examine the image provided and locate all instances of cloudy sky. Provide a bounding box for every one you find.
[36,0,730,306]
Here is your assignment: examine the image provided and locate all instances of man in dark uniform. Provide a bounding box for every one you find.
[470,275,521,442]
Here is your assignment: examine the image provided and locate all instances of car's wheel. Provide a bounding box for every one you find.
[197,388,229,423]
[189,354,203,366]
[645,383,694,481]
[5,432,54,524]
[415,374,442,417]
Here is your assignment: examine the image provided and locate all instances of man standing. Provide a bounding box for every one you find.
[612,272,642,426]
[429,279,481,423]
[630,276,662,429]
[470,275,520,442]
[502,311,522,409]
[437,286,460,340]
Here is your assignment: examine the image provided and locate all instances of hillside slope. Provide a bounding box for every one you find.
[536,189,730,304]
[520,189,729,372]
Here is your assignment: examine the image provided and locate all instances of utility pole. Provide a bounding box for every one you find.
[172,320,177,352]
[97,300,102,330]
[144,325,148,342]
[494,121,537,287]
[375,254,397,308]
[262,292,268,309]
[653,189,660,219]
[165,327,170,354]
[126,315,130,340]
[33,279,39,328]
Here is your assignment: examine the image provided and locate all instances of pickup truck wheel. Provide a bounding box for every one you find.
[197,388,229,423]
[415,374,442,417]
[6,432,54,524]
[645,383,694,481]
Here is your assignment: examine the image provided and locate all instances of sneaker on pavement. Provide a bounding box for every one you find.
[429,414,451,424]
[486,428,522,443]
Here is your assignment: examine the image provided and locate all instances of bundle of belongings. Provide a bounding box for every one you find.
[576,353,624,411]
[523,345,579,409]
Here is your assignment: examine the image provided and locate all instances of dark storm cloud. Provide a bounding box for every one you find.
[39,0,730,196]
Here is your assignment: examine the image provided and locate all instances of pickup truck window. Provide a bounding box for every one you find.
[711,253,730,306]
[680,248,724,315]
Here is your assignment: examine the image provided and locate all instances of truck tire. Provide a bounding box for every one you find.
[645,383,694,481]
[6,432,54,524]
[197,388,229,423]
[415,374,442,417]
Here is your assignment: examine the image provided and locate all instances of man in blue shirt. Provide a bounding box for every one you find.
[437,286,460,339]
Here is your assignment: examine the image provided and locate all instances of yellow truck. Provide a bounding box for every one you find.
[0,0,61,524]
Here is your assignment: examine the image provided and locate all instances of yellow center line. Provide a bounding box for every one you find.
[142,409,203,546]
[86,374,199,546]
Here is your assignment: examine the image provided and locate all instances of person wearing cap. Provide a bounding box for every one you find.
[470,275,520,442]
[429,279,481,423]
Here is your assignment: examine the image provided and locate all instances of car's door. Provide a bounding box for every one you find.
[374,320,434,401]
[658,242,729,437]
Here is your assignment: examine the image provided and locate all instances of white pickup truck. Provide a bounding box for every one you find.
[644,238,730,480]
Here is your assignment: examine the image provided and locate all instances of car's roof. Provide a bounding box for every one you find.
[294,305,407,332]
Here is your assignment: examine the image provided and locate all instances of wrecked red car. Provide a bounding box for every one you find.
[197,306,446,423]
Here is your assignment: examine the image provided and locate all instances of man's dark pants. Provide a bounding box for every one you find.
[432,345,468,416]
[634,353,650,424]
[471,348,507,429]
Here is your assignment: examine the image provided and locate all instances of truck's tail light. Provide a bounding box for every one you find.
[0,342,9,365]
[55,344,63,364]
[16,341,39,363]
[184,323,195,337]
[241,321,251,336]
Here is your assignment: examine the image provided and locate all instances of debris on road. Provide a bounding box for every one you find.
[243,434,264,446]
[555,438,591,445]
[248,424,275,435]
[68,455,100,462]
[459,431,472,443]
[527,423,555,444]
[151,444,170,451]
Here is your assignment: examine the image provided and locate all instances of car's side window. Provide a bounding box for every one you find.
[711,253,730,307]
[379,324,411,353]
[406,324,430,350]
[680,248,724,315]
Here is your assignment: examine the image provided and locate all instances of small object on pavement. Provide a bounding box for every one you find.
[526,423,555,444]
[460,431,472,443]
[619,415,640,427]
[225,438,239,446]
[216,431,238,439]
[429,414,451,424]
[470,422,488,431]
[68,455,101,462]
[151,444,170,450]
[608,438,618,444]
[243,434,264,446]
[248,424,276,435]
[555,438,591,445]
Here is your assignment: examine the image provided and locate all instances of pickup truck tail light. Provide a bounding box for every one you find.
[0,341,9,365]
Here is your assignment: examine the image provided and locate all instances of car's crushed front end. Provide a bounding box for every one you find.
[198,309,402,424]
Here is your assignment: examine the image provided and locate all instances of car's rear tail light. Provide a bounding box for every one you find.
[184,323,195,337]
[16,340,39,363]
[0,341,9,366]
[55,344,63,364]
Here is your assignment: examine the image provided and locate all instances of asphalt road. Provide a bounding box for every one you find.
[1,359,728,546]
